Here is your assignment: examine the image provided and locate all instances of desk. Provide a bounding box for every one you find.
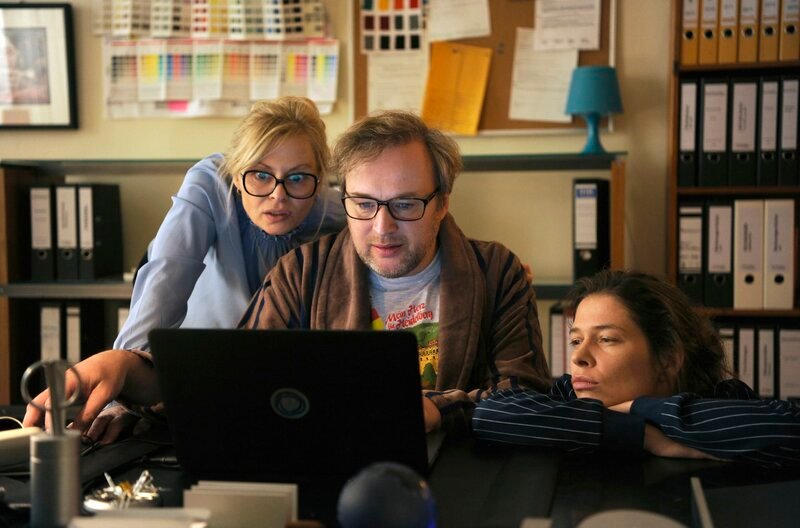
[3,435,800,528]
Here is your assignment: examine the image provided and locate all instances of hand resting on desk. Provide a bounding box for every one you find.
[22,349,161,441]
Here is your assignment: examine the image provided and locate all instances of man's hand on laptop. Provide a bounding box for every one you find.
[422,395,441,433]
[83,404,142,445]
[22,349,160,438]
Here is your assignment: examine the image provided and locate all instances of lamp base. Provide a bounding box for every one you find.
[578,113,607,155]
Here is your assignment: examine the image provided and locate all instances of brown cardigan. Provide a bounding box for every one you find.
[240,214,551,431]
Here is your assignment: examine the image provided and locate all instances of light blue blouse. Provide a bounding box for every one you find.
[114,153,346,350]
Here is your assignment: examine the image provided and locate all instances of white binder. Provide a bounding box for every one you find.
[65,304,81,364]
[738,327,756,389]
[40,304,62,361]
[549,309,566,378]
[763,199,795,309]
[758,327,775,398]
[779,329,800,399]
[734,200,764,309]
[719,326,735,375]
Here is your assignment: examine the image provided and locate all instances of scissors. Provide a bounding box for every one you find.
[21,359,83,435]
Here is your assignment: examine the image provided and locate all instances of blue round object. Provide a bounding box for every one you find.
[337,462,437,528]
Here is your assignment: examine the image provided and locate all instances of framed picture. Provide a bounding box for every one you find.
[0,3,77,128]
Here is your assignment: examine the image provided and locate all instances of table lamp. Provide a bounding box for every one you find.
[565,66,623,155]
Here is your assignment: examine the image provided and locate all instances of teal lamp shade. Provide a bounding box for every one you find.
[565,66,623,155]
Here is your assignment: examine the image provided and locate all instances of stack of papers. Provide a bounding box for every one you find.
[183,481,298,528]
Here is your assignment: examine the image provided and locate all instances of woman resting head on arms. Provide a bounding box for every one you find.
[23,96,345,442]
[473,269,800,467]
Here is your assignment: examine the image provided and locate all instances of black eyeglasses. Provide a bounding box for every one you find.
[240,170,319,199]
[342,189,439,221]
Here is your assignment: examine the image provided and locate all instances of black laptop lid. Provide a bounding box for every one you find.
[148,329,428,481]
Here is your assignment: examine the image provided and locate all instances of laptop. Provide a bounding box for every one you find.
[149,328,431,520]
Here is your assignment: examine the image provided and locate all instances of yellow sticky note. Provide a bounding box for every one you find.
[421,42,492,136]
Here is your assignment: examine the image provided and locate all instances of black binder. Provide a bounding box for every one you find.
[77,185,123,280]
[698,78,729,186]
[703,200,733,307]
[778,76,799,186]
[678,202,704,304]
[728,79,757,186]
[572,179,610,281]
[758,77,780,186]
[55,185,79,280]
[678,80,699,187]
[28,185,56,282]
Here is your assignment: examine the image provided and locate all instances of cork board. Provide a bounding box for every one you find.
[353,0,615,132]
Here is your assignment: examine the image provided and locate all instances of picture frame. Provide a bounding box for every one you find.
[0,3,77,128]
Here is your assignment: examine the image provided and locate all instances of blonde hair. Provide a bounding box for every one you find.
[219,97,330,185]
[332,110,462,195]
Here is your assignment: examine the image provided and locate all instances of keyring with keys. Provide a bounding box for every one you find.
[21,359,83,434]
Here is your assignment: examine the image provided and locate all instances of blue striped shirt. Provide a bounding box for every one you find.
[473,375,800,467]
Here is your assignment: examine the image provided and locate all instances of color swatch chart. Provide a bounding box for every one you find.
[107,40,139,102]
[360,0,423,53]
[222,42,251,100]
[265,0,324,39]
[95,0,325,40]
[104,37,338,115]
[250,41,281,100]
[281,43,309,97]
[308,39,338,103]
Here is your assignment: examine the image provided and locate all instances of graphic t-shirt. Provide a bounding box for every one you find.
[369,252,441,389]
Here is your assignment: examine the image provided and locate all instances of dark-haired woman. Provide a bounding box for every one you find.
[473,270,800,467]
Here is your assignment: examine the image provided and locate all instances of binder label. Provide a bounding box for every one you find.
[680,83,697,151]
[683,0,699,24]
[549,311,565,378]
[779,330,800,399]
[739,0,758,23]
[118,307,130,334]
[731,83,757,152]
[736,201,764,273]
[66,305,81,364]
[703,83,727,152]
[40,306,61,361]
[762,0,780,22]
[30,188,52,250]
[785,0,800,17]
[79,187,94,250]
[759,328,775,398]
[679,215,703,273]
[765,200,793,273]
[720,0,737,21]
[719,327,735,374]
[55,187,77,249]
[761,81,779,151]
[574,184,598,250]
[701,0,719,28]
[707,206,732,272]
[781,79,798,150]
[738,328,755,389]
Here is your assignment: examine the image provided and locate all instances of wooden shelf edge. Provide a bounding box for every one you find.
[676,60,800,73]
[0,282,132,300]
[699,308,800,318]
[677,186,800,196]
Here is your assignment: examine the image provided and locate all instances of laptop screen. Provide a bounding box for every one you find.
[149,328,429,482]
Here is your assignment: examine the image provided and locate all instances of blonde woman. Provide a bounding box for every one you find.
[24,97,345,441]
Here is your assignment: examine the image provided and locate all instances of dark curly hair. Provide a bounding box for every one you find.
[566,269,730,394]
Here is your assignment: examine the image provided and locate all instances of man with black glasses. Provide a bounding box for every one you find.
[240,111,551,434]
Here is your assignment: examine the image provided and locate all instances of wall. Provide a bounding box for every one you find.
[0,0,671,280]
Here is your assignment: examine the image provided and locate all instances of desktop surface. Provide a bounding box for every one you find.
[3,431,800,527]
